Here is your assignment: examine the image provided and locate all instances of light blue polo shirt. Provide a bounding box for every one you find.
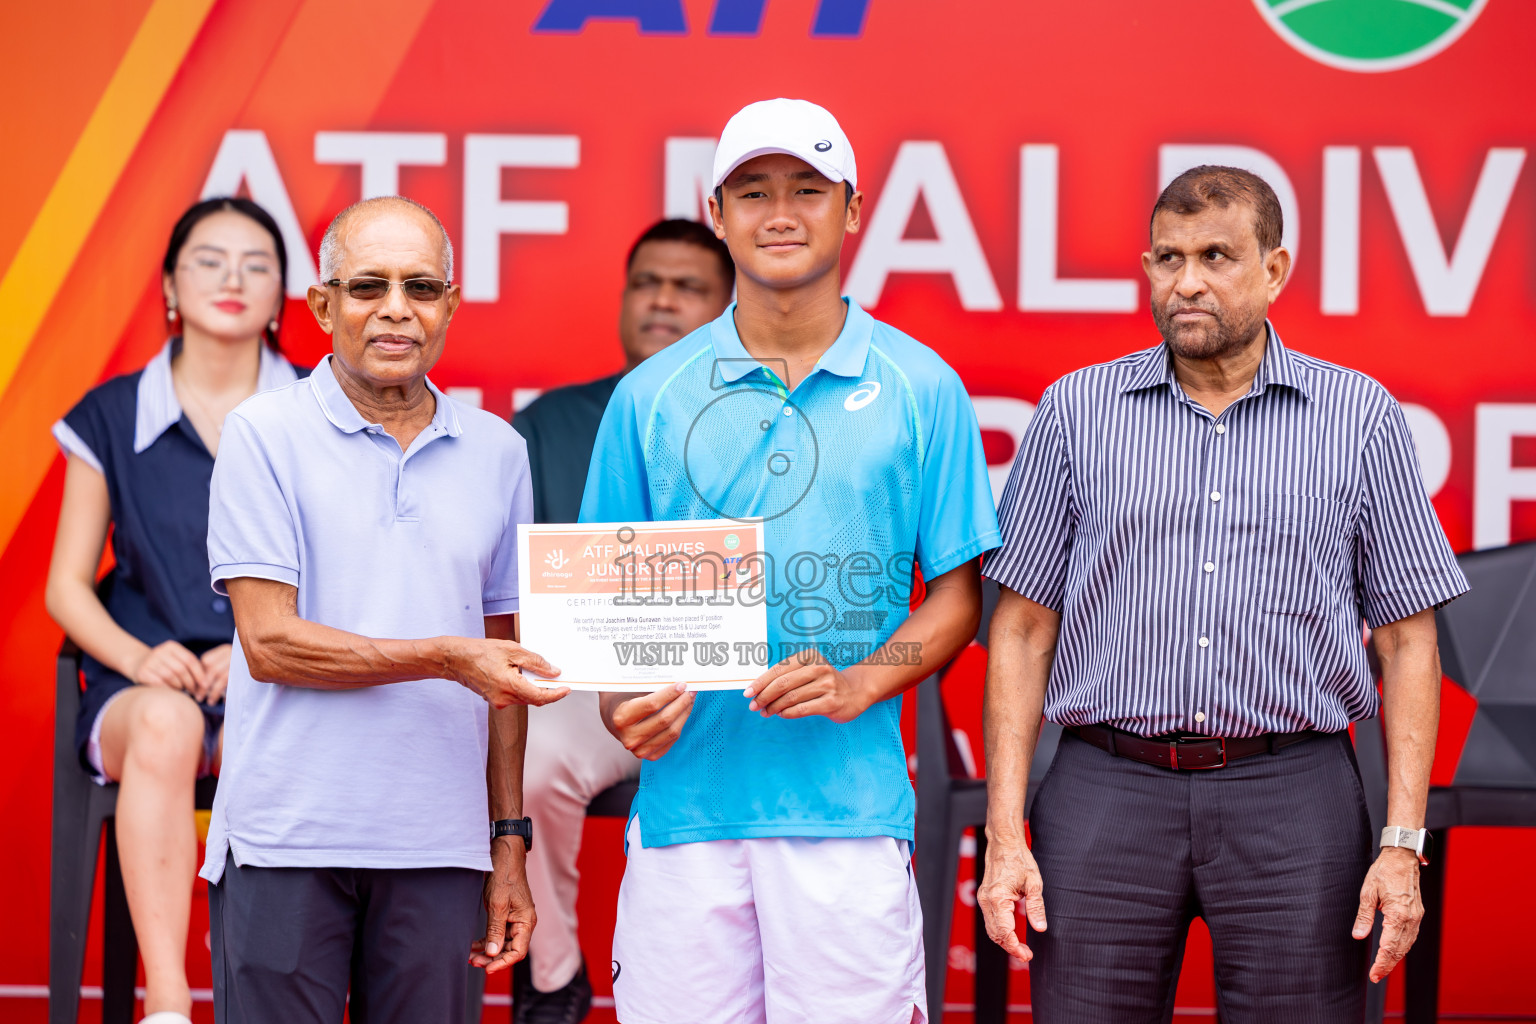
[580,299,1001,847]
[199,355,531,883]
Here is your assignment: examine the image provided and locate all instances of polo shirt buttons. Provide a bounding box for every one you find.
[782,407,794,417]
[1194,711,1207,723]
[1215,424,1227,435]
[1210,491,1222,502]
[1203,561,1215,573]
[1198,635,1210,648]
[212,598,228,613]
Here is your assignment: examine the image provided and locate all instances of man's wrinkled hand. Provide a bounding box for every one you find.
[604,684,695,760]
[744,649,873,723]
[447,638,568,709]
[1352,846,1423,982]
[471,837,535,974]
[976,829,1048,963]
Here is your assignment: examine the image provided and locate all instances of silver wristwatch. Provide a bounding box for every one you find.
[1380,826,1432,866]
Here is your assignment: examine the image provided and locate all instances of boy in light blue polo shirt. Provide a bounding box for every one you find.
[580,99,1000,1024]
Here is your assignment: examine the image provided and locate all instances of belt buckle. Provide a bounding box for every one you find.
[1169,736,1226,770]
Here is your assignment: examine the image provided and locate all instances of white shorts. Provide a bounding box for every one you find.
[85,687,221,785]
[612,816,926,1024]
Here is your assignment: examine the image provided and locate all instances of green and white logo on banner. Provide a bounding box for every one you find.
[1253,0,1488,72]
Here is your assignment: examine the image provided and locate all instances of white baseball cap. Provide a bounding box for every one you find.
[711,98,858,192]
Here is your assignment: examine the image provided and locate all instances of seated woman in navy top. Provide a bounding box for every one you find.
[46,198,304,1024]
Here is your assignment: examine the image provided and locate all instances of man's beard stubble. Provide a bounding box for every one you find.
[1152,298,1267,361]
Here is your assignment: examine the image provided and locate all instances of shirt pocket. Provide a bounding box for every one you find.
[1259,493,1352,615]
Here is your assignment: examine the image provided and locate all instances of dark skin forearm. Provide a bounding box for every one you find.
[981,589,1060,842]
[1375,607,1441,830]
[225,577,566,709]
[975,588,1059,962]
[227,577,461,687]
[1352,606,1440,982]
[484,613,527,820]
[475,614,538,975]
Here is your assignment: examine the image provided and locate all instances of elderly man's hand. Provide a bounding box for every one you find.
[1353,846,1423,982]
[445,638,568,708]
[470,836,535,974]
[976,828,1047,963]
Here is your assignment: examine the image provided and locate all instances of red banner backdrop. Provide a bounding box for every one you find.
[3,0,1534,1018]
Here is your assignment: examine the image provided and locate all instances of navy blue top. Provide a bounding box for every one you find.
[512,373,621,524]
[53,340,303,764]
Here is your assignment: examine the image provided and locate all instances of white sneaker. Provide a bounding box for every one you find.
[140,1013,194,1024]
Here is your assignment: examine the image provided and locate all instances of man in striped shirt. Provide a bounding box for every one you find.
[977,166,1468,1022]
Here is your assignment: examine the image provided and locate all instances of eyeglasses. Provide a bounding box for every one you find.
[181,255,278,289]
[325,276,451,302]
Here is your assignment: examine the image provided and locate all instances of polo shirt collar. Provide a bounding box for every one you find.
[134,338,298,453]
[709,298,874,384]
[309,354,462,438]
[1119,320,1311,403]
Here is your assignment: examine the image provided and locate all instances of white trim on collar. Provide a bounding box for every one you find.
[133,339,298,453]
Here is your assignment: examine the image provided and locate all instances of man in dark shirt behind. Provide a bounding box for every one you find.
[509,219,732,1022]
[515,220,734,523]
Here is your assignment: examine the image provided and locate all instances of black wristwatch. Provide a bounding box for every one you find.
[491,817,533,851]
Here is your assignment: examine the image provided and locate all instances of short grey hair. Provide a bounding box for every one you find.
[317,195,455,283]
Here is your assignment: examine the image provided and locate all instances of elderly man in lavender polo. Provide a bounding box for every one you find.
[977,167,1468,1022]
[200,195,569,1023]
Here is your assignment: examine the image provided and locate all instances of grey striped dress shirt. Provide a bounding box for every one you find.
[984,323,1469,738]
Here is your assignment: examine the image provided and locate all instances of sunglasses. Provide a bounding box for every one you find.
[325,277,451,302]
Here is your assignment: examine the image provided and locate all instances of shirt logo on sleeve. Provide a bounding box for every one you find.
[844,381,881,411]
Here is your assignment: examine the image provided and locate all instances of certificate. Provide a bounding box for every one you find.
[517,519,769,691]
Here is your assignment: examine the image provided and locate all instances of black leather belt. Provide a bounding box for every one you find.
[1068,723,1323,770]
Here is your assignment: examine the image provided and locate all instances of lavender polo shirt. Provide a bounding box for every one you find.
[199,354,531,883]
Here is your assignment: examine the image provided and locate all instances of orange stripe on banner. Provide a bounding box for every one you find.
[0,0,156,271]
[0,0,217,405]
[0,0,438,560]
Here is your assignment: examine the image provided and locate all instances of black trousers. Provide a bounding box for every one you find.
[1027,729,1372,1024]
[209,853,483,1024]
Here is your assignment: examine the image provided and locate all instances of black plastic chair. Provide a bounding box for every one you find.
[49,640,219,1024]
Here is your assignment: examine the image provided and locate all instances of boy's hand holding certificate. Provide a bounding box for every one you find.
[517,520,769,691]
